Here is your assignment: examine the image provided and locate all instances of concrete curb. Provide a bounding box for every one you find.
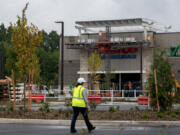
[0,118,180,126]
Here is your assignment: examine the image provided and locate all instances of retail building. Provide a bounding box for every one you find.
[62,18,180,91]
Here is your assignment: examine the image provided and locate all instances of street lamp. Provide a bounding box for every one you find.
[55,21,64,95]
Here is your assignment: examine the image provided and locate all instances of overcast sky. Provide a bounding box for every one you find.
[0,0,180,35]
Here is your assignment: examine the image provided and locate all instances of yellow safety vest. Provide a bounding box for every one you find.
[49,90,54,95]
[72,85,86,107]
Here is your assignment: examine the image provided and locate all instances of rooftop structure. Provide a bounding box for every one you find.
[75,18,171,34]
[66,18,171,49]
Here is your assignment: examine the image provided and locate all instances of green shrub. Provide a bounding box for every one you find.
[58,109,62,114]
[65,111,69,118]
[135,106,140,111]
[170,113,176,118]
[39,107,43,112]
[41,99,44,103]
[142,113,148,119]
[89,103,97,111]
[103,98,108,104]
[157,112,164,118]
[175,110,180,115]
[43,103,50,113]
[69,109,73,114]
[116,106,120,111]
[18,107,28,112]
[32,99,36,103]
[50,108,55,111]
[147,49,175,111]
[23,107,28,112]
[109,106,115,112]
[7,104,13,112]
[18,106,24,111]
[165,111,171,115]
[65,99,71,107]
[22,98,27,102]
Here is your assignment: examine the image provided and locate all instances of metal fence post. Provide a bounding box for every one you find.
[122,90,124,98]
[148,91,150,109]
[44,94,46,103]
[111,90,113,105]
[134,90,136,98]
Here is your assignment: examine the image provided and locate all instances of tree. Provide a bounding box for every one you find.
[41,30,59,52]
[147,48,175,111]
[0,24,13,79]
[11,3,43,109]
[0,42,6,79]
[36,48,59,87]
[36,30,59,88]
[0,17,59,89]
[88,51,102,90]
[0,24,8,42]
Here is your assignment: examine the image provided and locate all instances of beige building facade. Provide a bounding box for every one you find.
[63,19,180,90]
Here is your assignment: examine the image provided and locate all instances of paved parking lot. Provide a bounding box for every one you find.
[0,124,179,135]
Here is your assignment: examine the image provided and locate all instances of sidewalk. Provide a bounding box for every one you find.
[0,118,180,127]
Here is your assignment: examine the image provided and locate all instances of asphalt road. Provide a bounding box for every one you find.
[0,124,179,135]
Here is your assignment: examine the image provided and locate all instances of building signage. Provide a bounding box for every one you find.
[100,47,138,59]
[77,39,96,43]
[99,47,138,54]
[76,36,136,44]
[167,45,180,57]
[110,37,136,42]
[101,54,136,59]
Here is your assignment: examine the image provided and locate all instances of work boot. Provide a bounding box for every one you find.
[88,126,96,132]
[70,129,77,133]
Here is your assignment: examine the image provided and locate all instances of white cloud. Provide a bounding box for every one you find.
[0,0,180,35]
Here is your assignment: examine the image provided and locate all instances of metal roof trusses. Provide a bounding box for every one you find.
[75,18,171,34]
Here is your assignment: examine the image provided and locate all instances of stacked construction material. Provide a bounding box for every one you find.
[10,83,24,101]
[0,79,9,101]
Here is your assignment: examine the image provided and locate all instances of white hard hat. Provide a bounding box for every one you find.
[77,78,86,83]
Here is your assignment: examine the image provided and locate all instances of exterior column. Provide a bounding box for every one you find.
[119,73,121,90]
[80,48,88,88]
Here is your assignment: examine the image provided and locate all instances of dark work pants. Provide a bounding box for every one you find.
[70,107,93,131]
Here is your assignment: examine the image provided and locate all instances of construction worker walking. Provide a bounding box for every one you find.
[70,77,95,133]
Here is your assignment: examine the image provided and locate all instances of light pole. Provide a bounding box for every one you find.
[55,21,64,95]
[140,43,143,90]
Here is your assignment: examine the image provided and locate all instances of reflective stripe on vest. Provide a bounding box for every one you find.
[72,85,86,107]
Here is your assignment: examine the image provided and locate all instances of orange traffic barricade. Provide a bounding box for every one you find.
[88,94,101,104]
[138,96,150,105]
[27,94,45,103]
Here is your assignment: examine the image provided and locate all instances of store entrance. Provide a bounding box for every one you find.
[99,74,119,90]
[121,73,140,90]
[98,73,140,90]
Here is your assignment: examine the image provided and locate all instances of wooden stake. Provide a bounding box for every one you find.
[30,70,34,110]
[5,76,12,104]
[28,70,31,111]
[154,69,160,112]
[7,80,11,104]
[28,70,34,111]
[11,70,16,111]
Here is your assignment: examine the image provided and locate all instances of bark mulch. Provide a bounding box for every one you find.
[0,109,180,121]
